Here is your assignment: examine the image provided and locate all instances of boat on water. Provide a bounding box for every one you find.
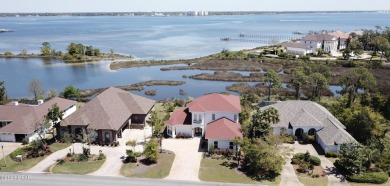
[0,29,15,33]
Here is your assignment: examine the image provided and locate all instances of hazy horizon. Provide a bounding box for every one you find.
[1,0,390,13]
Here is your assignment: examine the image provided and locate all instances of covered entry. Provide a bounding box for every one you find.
[194,127,203,137]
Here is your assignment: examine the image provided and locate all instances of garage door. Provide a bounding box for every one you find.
[0,133,15,142]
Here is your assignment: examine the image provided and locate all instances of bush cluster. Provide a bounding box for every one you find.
[175,133,192,139]
[291,152,321,166]
[325,152,339,158]
[347,172,389,184]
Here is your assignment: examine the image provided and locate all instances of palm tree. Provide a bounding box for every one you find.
[362,148,380,170]
[261,107,280,124]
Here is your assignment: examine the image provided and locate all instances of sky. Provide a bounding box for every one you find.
[1,0,389,13]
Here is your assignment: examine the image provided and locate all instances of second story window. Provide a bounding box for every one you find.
[212,114,215,120]
[234,114,237,122]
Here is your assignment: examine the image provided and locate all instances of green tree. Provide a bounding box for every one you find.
[85,46,94,56]
[362,146,380,170]
[66,43,85,56]
[291,68,308,100]
[242,137,287,180]
[369,36,390,61]
[45,103,64,138]
[383,96,390,120]
[110,49,115,56]
[29,79,44,100]
[93,49,101,56]
[250,107,280,139]
[339,67,376,107]
[335,142,364,176]
[308,73,329,100]
[263,70,281,101]
[0,81,7,105]
[144,138,159,163]
[344,41,364,59]
[146,110,164,137]
[61,85,80,99]
[40,42,52,56]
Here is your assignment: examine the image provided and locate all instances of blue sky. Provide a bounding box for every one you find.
[1,0,389,13]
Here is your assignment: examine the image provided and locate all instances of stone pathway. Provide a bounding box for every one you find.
[163,138,202,181]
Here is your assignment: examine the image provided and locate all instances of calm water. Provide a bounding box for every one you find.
[0,13,389,99]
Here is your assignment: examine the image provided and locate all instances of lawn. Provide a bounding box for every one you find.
[0,155,46,172]
[120,151,175,178]
[350,179,390,186]
[298,175,328,186]
[199,158,264,184]
[51,160,105,174]
[49,143,71,152]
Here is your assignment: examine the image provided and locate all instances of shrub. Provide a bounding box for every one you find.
[325,152,339,158]
[97,150,105,160]
[10,148,26,160]
[347,172,389,184]
[21,138,29,145]
[293,153,305,160]
[144,139,158,163]
[310,156,321,166]
[134,152,142,157]
[77,154,88,162]
[125,150,137,163]
[291,158,300,165]
[308,135,315,142]
[297,163,309,173]
[4,51,13,56]
[61,132,73,143]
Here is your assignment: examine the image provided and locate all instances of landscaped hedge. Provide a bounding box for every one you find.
[325,152,339,158]
[291,153,321,166]
[309,156,321,166]
[347,172,389,184]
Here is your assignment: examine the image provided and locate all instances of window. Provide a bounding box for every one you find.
[212,114,215,120]
[214,141,218,149]
[234,114,237,122]
[229,142,234,150]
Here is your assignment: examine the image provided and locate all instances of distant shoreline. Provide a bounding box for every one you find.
[0,11,386,17]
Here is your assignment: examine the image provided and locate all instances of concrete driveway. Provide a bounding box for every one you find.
[279,158,304,186]
[163,138,202,182]
[288,142,350,186]
[0,142,22,159]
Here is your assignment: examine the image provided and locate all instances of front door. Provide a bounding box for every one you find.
[194,127,202,137]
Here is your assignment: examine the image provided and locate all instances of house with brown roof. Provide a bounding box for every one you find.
[261,100,357,153]
[60,87,155,144]
[0,97,77,142]
[300,33,338,54]
[166,93,242,151]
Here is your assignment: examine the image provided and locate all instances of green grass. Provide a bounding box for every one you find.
[298,175,328,186]
[51,160,105,174]
[0,155,46,172]
[49,143,71,153]
[121,152,175,178]
[350,179,390,186]
[199,158,259,184]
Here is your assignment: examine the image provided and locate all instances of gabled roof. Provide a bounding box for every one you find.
[282,42,312,49]
[61,87,155,130]
[205,118,242,140]
[0,97,77,134]
[261,100,356,145]
[328,31,350,39]
[187,93,241,113]
[301,34,337,41]
[165,108,191,126]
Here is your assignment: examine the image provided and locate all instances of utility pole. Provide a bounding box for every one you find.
[0,136,6,167]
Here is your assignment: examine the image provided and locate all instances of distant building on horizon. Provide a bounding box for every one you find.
[187,11,208,16]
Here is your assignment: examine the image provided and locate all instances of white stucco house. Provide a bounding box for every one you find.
[299,33,338,55]
[0,97,77,142]
[166,93,242,151]
[260,100,357,153]
[281,42,313,56]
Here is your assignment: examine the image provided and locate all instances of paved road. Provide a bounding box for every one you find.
[163,138,202,181]
[0,172,257,186]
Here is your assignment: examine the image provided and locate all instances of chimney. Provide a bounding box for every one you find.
[13,101,19,106]
[37,100,44,105]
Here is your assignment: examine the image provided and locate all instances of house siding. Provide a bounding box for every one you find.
[207,139,233,151]
[0,133,15,142]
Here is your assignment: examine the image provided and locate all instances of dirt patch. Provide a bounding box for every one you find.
[293,164,327,177]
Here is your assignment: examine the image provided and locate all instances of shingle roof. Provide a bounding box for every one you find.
[0,97,77,134]
[165,108,192,126]
[301,34,337,41]
[187,93,241,113]
[282,42,312,49]
[328,31,350,39]
[261,100,356,146]
[205,118,242,140]
[61,87,155,131]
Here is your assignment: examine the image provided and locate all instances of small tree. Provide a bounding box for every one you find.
[263,70,282,101]
[0,81,7,105]
[126,140,137,152]
[144,138,159,163]
[47,89,57,99]
[41,42,52,56]
[335,142,364,176]
[146,110,163,137]
[308,73,329,100]
[61,85,80,99]
[29,79,44,100]
[291,68,308,100]
[31,119,51,145]
[45,103,64,138]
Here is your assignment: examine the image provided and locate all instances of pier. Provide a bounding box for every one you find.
[220,33,301,44]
